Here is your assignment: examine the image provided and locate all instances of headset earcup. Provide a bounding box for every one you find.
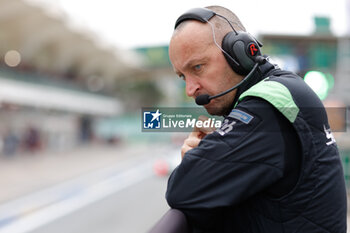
[232,40,256,72]
[222,32,246,75]
[222,31,262,75]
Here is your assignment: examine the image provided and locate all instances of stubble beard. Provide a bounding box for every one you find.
[203,96,234,116]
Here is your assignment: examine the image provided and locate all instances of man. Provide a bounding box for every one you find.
[166,5,347,233]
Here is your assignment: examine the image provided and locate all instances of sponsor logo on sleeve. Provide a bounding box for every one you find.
[228,109,253,124]
[324,125,336,146]
[216,118,236,136]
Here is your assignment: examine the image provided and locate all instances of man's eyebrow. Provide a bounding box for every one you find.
[173,57,208,76]
[172,60,196,77]
[182,57,207,70]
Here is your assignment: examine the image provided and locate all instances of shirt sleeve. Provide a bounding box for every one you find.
[166,97,287,210]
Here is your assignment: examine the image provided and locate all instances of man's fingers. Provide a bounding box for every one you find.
[181,115,217,159]
[181,144,192,159]
[197,126,216,134]
[189,130,203,138]
[181,133,202,159]
[197,115,209,122]
[194,115,216,134]
[185,135,201,148]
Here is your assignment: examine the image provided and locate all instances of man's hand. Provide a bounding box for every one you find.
[181,115,216,159]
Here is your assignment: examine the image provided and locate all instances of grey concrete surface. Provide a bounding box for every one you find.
[0,143,171,203]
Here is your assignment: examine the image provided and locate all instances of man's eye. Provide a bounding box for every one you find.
[194,64,202,70]
[179,74,185,81]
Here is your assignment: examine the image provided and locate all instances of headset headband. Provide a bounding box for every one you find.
[175,8,216,29]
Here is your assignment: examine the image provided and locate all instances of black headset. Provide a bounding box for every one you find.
[175,7,264,76]
[174,8,267,105]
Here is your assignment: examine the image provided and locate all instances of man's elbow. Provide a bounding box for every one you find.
[165,187,178,208]
[166,185,189,209]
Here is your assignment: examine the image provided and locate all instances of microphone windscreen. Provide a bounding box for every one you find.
[195,94,210,105]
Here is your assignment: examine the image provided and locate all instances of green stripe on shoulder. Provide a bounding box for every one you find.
[237,78,299,123]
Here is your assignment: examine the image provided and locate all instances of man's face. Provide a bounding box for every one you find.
[169,21,243,116]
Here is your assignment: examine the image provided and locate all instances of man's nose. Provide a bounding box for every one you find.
[185,77,200,97]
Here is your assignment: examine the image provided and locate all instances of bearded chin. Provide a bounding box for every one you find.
[204,104,229,116]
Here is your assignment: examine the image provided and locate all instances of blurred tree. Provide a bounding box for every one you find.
[114,79,163,110]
